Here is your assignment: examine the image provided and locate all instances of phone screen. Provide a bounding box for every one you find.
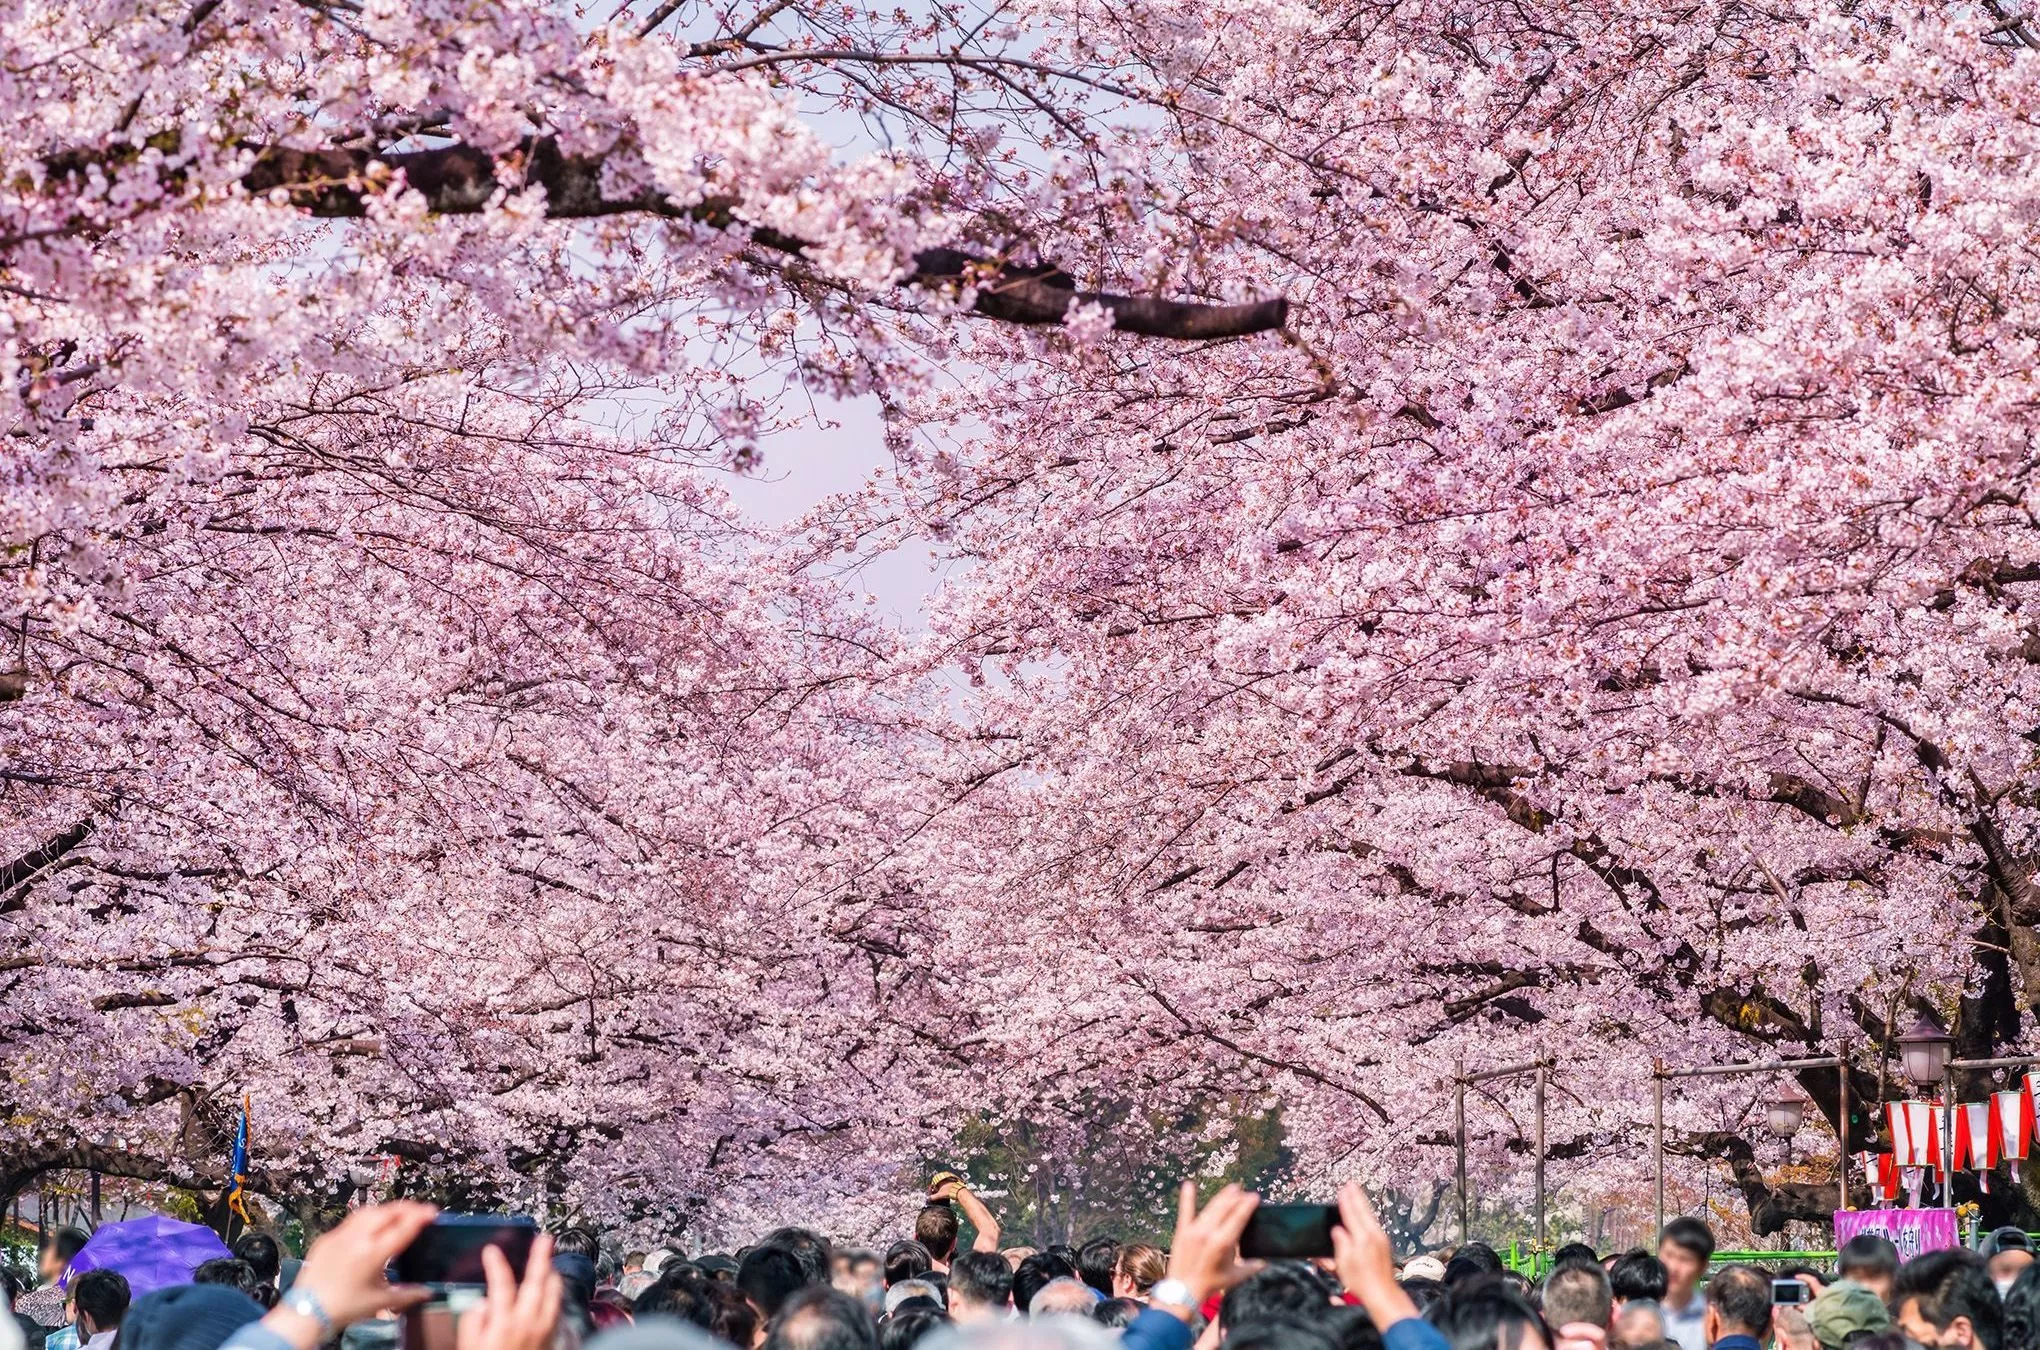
[393,1215,539,1286]
[1239,1203,1338,1260]
[1771,1279,1809,1305]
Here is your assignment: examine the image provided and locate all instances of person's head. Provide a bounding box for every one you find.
[1003,1249,1038,1272]
[1444,1245,1506,1289]
[1893,1249,2001,1350]
[1400,1279,1447,1313]
[950,1251,1014,1323]
[767,1286,880,1350]
[69,1272,129,1337]
[1093,1300,1141,1329]
[1775,1307,1818,1350]
[1429,1276,1552,1350]
[882,1304,952,1350]
[1836,1236,1899,1305]
[886,1281,945,1316]
[191,1260,264,1305]
[1225,1321,1340,1350]
[767,1230,839,1287]
[1551,1247,1601,1271]
[889,1243,937,1289]
[1657,1220,1714,1300]
[1540,1263,1612,1334]
[1990,1234,2036,1298]
[1013,1254,1077,1319]
[1327,1303,1388,1350]
[2001,1263,2040,1350]
[107,1283,263,1350]
[636,1268,720,1327]
[1221,1262,1335,1333]
[1608,1253,1667,1308]
[1029,1279,1097,1318]
[39,1230,88,1284]
[1114,1244,1165,1301]
[1076,1241,1119,1299]
[625,1251,647,1274]
[555,1228,601,1260]
[1611,1300,1666,1350]
[1703,1265,1771,1344]
[916,1207,962,1265]
[741,1244,814,1320]
[229,1233,281,1287]
[1805,1279,1890,1350]
[711,1280,764,1346]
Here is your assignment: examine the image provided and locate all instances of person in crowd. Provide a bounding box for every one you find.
[1611,1300,1666,1350]
[890,1245,937,1290]
[66,1272,127,1350]
[231,1235,283,1308]
[886,1281,945,1317]
[764,1232,838,1290]
[1551,1248,1600,1271]
[881,1301,951,1350]
[2001,1264,2040,1350]
[838,1251,884,1312]
[1031,1280,1099,1318]
[1003,1250,1040,1274]
[1078,1243,1120,1300]
[1657,1219,1715,1350]
[1443,1246,1505,1290]
[1429,1279,1551,1350]
[1987,1232,2035,1297]
[950,1251,1014,1326]
[195,1261,269,1309]
[1398,1280,1446,1315]
[746,1246,820,1323]
[2,1269,46,1350]
[1892,1250,2002,1350]
[1014,1255,1079,1321]
[1113,1246,1166,1304]
[1221,1265,1335,1336]
[766,1286,880,1350]
[1834,1236,1899,1307]
[1540,1262,1613,1345]
[923,1176,1003,1275]
[1094,1300,1141,1330]
[1804,1279,1888,1350]
[1607,1254,1666,1313]
[1048,1249,1081,1277]
[1774,1307,1818,1350]
[1701,1266,1770,1350]
[17,1230,88,1329]
[121,1285,265,1350]
[1402,1259,1448,1285]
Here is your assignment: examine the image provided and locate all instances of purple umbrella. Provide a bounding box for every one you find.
[66,1216,234,1297]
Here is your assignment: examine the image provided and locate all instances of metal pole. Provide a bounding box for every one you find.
[1535,1059,1548,1249]
[89,1170,99,1227]
[1942,1064,1956,1207]
[1456,1058,1470,1244]
[1654,1066,1665,1238]
[1836,1046,1850,1209]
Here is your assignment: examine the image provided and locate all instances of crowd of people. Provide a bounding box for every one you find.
[5,1178,2037,1350]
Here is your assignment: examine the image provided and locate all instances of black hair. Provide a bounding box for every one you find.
[949,1251,1013,1311]
[1540,1263,1611,1331]
[914,1207,960,1264]
[766,1286,880,1350]
[1227,1320,1341,1350]
[193,1258,266,1305]
[1012,1252,1076,1318]
[1078,1238,1120,1297]
[1893,1249,2002,1350]
[740,1244,813,1318]
[554,1227,601,1260]
[1223,1262,1336,1333]
[880,1305,950,1350]
[1445,1244,1506,1288]
[1428,1276,1551,1350]
[1608,1253,1667,1303]
[1328,1304,1388,1350]
[886,1242,934,1289]
[1400,1279,1447,1313]
[764,1228,836,1287]
[638,1269,719,1327]
[1837,1235,1899,1283]
[2000,1263,2040,1350]
[1658,1219,1715,1264]
[46,1229,89,1265]
[1095,1299,1142,1329]
[1704,1266,1772,1341]
[1047,1245,1080,1270]
[231,1233,282,1285]
[70,1270,130,1333]
[710,1280,762,1345]
[1551,1246,1600,1270]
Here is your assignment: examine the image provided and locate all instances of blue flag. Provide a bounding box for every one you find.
[226,1096,249,1222]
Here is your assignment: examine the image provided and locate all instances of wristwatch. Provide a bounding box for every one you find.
[1149,1278,1198,1312]
[282,1287,335,1341]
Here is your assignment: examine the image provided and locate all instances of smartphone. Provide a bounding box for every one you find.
[392,1214,540,1286]
[1772,1278,1810,1305]
[1239,1203,1338,1260]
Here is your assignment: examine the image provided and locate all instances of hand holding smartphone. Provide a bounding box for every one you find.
[1238,1203,1339,1260]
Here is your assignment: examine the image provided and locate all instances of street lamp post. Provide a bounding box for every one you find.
[1899,1016,1956,1199]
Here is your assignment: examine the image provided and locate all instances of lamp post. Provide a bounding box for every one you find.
[1899,1015,1956,1199]
[1766,1088,1807,1167]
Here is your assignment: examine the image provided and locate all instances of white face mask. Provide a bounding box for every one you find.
[1998,1277,2020,1297]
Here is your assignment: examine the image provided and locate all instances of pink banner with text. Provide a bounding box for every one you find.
[1833,1208,1960,1260]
